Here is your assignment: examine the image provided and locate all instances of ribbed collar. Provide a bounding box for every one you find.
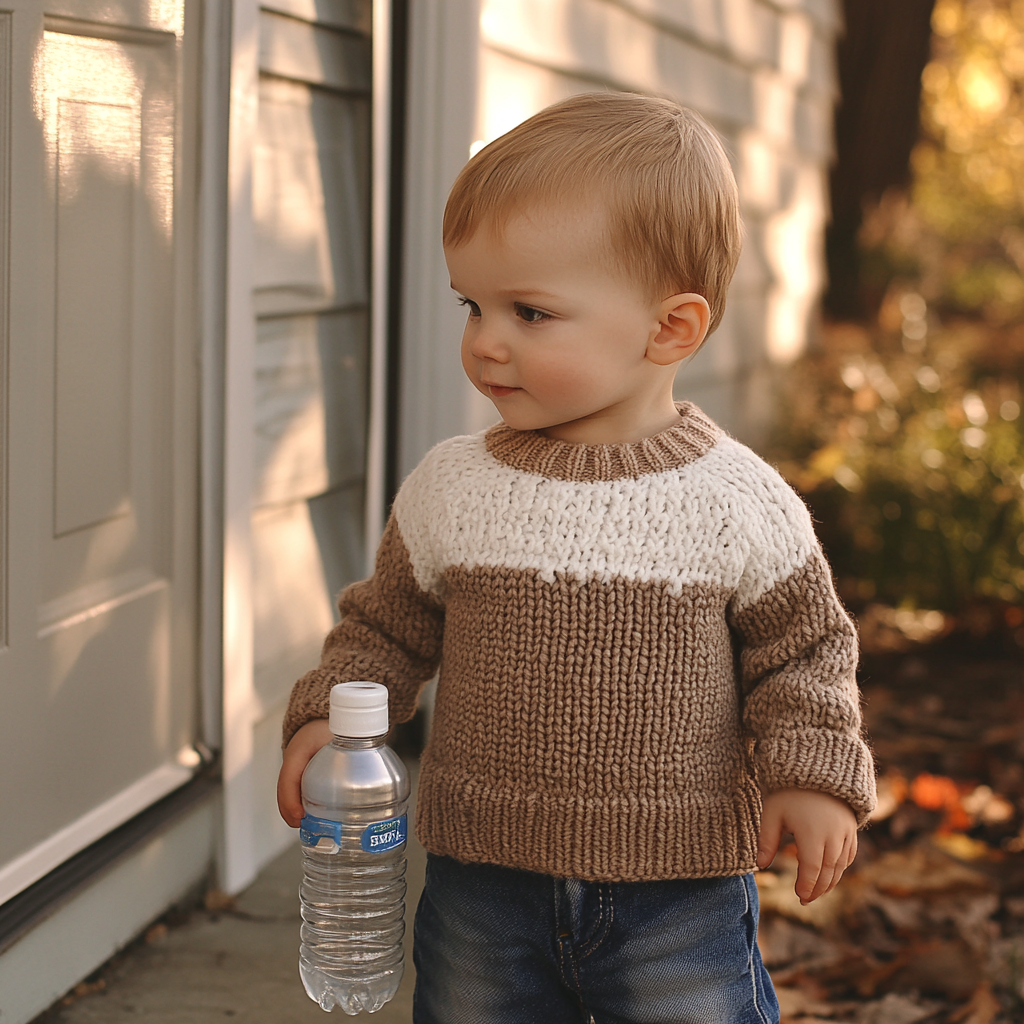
[484,402,722,482]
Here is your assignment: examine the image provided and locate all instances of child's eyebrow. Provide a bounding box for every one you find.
[448,283,560,303]
[496,287,559,302]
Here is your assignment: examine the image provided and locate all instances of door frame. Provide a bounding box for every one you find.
[218,0,397,894]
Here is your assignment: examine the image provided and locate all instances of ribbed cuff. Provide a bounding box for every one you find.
[281,669,333,747]
[754,729,877,827]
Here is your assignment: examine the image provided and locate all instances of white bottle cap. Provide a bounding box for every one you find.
[329,681,389,737]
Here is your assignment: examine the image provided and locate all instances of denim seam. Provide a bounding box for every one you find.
[560,929,583,994]
[554,879,583,996]
[578,884,604,948]
[576,884,603,956]
[744,874,773,1024]
[577,884,614,961]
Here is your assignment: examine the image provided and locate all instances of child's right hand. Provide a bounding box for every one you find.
[756,788,858,905]
[277,718,334,827]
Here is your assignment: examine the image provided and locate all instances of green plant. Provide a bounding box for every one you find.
[771,312,1024,613]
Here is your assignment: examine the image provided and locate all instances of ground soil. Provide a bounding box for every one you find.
[760,642,1024,1024]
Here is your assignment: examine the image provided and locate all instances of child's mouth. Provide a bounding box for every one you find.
[487,385,519,398]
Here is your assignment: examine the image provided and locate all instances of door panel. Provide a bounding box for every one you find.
[54,95,136,535]
[0,0,197,902]
[41,25,175,606]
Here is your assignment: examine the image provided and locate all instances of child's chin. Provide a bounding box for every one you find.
[492,406,535,428]
[499,413,566,435]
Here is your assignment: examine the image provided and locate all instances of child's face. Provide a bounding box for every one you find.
[445,204,674,442]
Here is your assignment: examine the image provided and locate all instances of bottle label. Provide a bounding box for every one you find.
[361,815,407,853]
[299,814,342,854]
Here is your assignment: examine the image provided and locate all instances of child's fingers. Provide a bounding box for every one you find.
[818,836,852,901]
[276,720,332,827]
[794,848,823,903]
[807,829,859,901]
[756,803,784,870]
[821,832,855,896]
[277,753,306,827]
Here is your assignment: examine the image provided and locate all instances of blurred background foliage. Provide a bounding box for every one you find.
[773,0,1024,641]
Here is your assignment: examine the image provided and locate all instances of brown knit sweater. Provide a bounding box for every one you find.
[284,403,876,881]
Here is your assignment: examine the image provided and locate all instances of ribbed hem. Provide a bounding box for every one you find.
[415,765,762,882]
[485,402,722,482]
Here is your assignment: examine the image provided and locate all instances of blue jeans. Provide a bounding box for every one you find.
[413,854,779,1024]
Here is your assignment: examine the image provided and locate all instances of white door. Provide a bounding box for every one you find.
[0,0,199,902]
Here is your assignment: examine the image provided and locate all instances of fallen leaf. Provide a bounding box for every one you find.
[60,978,106,1006]
[960,785,1015,825]
[858,884,928,932]
[857,843,992,896]
[1003,895,1024,917]
[854,992,938,1024]
[931,832,1000,862]
[923,891,1000,954]
[884,938,982,1001]
[788,1018,848,1024]
[204,889,236,912]
[984,936,1024,1001]
[775,985,836,1021]
[982,721,1024,745]
[759,916,837,968]
[948,982,1001,1024]
[909,773,972,832]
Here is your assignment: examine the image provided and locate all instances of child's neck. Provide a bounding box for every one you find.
[539,394,683,446]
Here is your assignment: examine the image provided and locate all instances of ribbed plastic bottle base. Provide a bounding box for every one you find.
[299,959,404,1014]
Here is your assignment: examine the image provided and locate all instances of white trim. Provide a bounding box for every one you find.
[397,0,484,483]
[0,798,215,1024]
[198,0,233,754]
[364,0,392,569]
[221,0,260,895]
[0,761,193,906]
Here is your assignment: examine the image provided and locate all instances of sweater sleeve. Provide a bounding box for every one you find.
[728,498,877,827]
[281,512,445,746]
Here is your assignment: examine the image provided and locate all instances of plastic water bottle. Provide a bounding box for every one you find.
[298,681,410,1014]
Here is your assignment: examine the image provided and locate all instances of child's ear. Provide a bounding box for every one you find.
[646,293,711,365]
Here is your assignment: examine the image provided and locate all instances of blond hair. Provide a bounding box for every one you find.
[443,92,742,335]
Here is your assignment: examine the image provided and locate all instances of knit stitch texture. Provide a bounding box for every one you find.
[284,403,876,881]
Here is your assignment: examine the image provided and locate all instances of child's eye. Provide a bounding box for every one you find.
[457,296,481,317]
[516,304,549,324]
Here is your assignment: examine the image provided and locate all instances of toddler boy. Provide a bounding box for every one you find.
[278,93,876,1024]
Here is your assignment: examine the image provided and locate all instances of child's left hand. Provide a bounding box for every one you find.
[756,788,858,904]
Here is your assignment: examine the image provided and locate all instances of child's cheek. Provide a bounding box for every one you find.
[460,337,484,388]
[531,358,590,402]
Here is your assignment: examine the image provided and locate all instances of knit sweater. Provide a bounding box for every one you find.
[284,403,876,882]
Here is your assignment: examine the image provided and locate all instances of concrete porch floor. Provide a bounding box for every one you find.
[32,782,427,1023]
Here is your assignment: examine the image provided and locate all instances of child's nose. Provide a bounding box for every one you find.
[468,328,509,363]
